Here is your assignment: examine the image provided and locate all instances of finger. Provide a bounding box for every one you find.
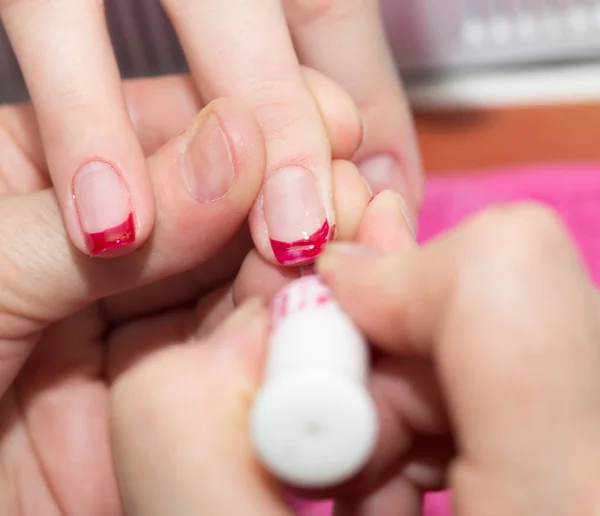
[104,109,364,323]
[127,68,363,160]
[330,160,372,241]
[284,0,423,215]
[354,190,416,252]
[15,309,122,516]
[319,204,591,353]
[301,66,363,160]
[0,102,48,196]
[1,0,154,257]
[232,159,370,305]
[123,74,202,156]
[0,68,361,196]
[0,76,200,198]
[287,194,431,504]
[320,204,600,513]
[162,0,336,266]
[110,300,292,516]
[102,229,253,326]
[0,98,265,396]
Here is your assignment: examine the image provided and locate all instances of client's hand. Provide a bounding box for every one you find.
[112,202,600,516]
[0,71,368,515]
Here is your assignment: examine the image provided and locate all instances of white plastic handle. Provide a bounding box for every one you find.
[250,276,378,488]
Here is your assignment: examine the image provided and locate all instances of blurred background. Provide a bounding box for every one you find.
[2,0,600,173]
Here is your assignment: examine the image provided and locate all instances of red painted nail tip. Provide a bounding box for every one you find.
[270,220,331,265]
[85,213,135,256]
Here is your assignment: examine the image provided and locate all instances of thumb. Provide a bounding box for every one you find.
[0,97,265,393]
[319,205,600,514]
[110,299,291,516]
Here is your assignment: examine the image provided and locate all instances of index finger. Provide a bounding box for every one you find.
[1,0,154,256]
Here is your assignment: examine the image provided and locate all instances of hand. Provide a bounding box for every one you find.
[0,71,369,514]
[319,204,600,515]
[113,202,600,516]
[0,0,421,264]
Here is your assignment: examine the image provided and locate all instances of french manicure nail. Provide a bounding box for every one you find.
[263,166,331,265]
[182,113,235,202]
[358,154,406,198]
[73,161,135,255]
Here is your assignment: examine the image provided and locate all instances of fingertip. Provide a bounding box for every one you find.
[356,189,417,252]
[233,249,300,307]
[316,242,375,283]
[332,159,372,241]
[302,67,363,160]
[212,296,268,340]
[208,297,271,382]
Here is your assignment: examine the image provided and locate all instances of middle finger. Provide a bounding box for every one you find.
[161,0,335,266]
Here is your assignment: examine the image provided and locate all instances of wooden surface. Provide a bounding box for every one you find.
[414,102,600,175]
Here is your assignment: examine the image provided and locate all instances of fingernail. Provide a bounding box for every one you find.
[182,113,235,202]
[263,166,331,265]
[73,161,135,256]
[358,154,406,198]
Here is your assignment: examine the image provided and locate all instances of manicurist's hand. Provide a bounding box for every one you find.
[0,0,421,263]
[113,201,600,516]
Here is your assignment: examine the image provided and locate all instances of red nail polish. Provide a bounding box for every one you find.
[270,220,333,265]
[85,213,135,256]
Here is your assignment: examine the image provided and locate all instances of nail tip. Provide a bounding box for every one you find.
[86,213,136,256]
[270,220,332,266]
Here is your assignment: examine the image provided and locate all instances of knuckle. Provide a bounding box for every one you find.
[245,78,319,148]
[43,88,100,145]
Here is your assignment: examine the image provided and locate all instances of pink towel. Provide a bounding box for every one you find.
[291,164,600,516]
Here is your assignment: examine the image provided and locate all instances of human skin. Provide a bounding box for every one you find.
[0,69,374,515]
[0,0,421,264]
[113,202,600,516]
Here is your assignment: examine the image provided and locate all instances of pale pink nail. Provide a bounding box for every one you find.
[182,113,235,202]
[358,155,406,197]
[73,161,134,255]
[262,166,330,266]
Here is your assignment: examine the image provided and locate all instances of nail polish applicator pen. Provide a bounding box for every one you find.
[249,271,379,489]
